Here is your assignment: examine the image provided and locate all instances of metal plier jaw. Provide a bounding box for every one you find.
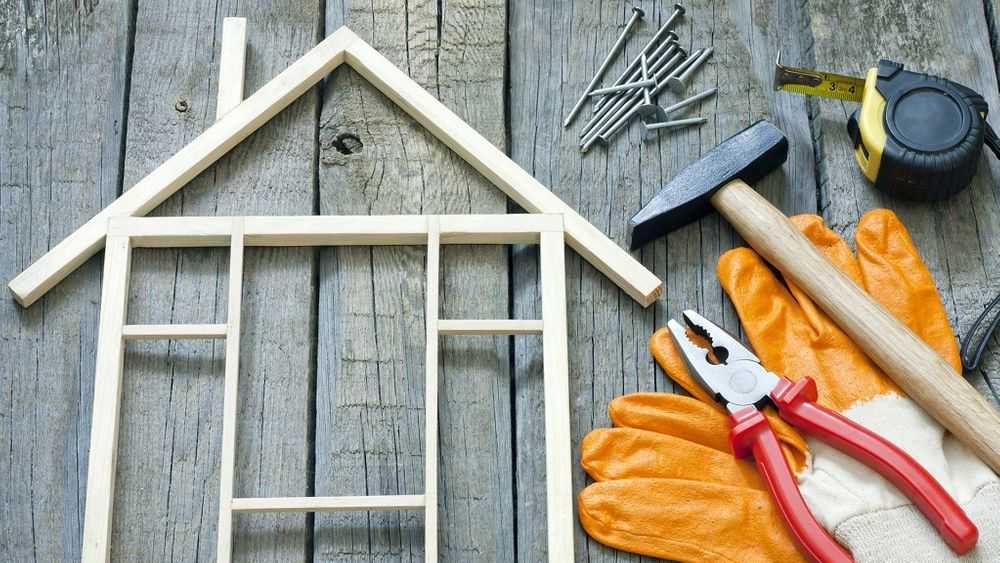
[663,310,978,563]
[667,310,780,412]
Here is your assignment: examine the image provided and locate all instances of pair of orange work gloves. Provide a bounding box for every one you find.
[578,210,1000,562]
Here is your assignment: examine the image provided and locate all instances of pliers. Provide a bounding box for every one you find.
[666,310,978,563]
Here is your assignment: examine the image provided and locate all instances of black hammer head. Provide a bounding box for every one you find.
[629,120,788,249]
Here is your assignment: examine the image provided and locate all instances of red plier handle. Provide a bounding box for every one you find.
[730,377,978,563]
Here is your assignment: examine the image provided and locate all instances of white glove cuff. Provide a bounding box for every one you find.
[834,482,1000,562]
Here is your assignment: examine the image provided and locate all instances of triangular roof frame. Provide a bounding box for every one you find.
[9,26,662,308]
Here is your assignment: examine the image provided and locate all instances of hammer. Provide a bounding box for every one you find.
[631,120,1000,473]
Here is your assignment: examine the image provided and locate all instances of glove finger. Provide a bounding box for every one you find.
[610,392,732,453]
[790,214,865,287]
[718,245,897,411]
[649,328,717,406]
[855,209,962,372]
[579,478,807,563]
[581,427,765,489]
[646,337,810,472]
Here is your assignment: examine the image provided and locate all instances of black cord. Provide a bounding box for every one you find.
[985,122,1000,160]
[965,123,1000,370]
[962,291,1000,371]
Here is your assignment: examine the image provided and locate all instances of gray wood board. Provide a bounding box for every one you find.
[315,1,512,561]
[3,1,1000,562]
[115,1,320,561]
[804,0,1000,403]
[507,0,815,559]
[0,1,131,561]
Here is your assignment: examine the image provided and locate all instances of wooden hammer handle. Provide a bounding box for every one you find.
[712,180,1000,473]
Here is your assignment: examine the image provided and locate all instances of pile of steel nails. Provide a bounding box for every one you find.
[564,4,717,153]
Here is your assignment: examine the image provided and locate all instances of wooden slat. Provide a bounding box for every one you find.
[438,319,543,336]
[80,236,132,561]
[539,230,573,562]
[216,18,248,119]
[424,218,441,561]
[109,214,564,247]
[438,214,562,245]
[216,218,244,563]
[231,495,426,513]
[121,324,228,340]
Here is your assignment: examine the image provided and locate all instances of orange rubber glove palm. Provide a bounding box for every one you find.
[578,210,984,562]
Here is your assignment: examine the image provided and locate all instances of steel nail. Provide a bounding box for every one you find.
[580,50,688,148]
[587,3,686,115]
[662,87,718,114]
[580,55,692,148]
[593,41,680,115]
[588,78,658,96]
[581,49,685,139]
[641,117,708,140]
[593,31,679,113]
[667,47,714,93]
[563,7,645,128]
[635,55,667,122]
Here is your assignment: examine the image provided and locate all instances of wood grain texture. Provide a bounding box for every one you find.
[803,0,1000,404]
[316,2,513,560]
[0,1,131,561]
[113,1,319,561]
[507,1,815,559]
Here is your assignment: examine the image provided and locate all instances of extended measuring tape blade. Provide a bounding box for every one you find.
[773,54,865,103]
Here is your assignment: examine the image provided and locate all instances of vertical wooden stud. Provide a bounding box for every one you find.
[81,235,133,562]
[539,229,573,562]
[424,218,441,561]
[216,18,248,119]
[216,218,245,562]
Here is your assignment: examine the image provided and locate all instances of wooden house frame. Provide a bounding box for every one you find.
[88,214,572,562]
[10,19,664,562]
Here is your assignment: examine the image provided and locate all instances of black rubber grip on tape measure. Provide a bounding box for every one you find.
[874,60,987,201]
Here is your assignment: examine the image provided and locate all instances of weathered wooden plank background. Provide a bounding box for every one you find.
[2,1,998,561]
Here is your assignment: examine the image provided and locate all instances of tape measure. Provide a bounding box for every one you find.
[774,55,1000,201]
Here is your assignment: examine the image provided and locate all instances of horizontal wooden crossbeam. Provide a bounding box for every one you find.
[106,214,564,247]
[438,319,543,335]
[230,495,426,513]
[122,324,228,340]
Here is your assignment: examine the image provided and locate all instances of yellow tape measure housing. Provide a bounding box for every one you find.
[774,57,989,201]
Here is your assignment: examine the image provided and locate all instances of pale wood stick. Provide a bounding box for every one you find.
[80,235,132,562]
[437,319,543,335]
[231,495,426,513]
[108,214,567,248]
[216,18,248,118]
[539,228,574,562]
[216,218,244,563]
[424,218,441,561]
[121,323,227,340]
[713,181,1000,473]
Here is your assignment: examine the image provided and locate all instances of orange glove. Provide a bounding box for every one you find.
[578,210,983,563]
[579,392,807,562]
